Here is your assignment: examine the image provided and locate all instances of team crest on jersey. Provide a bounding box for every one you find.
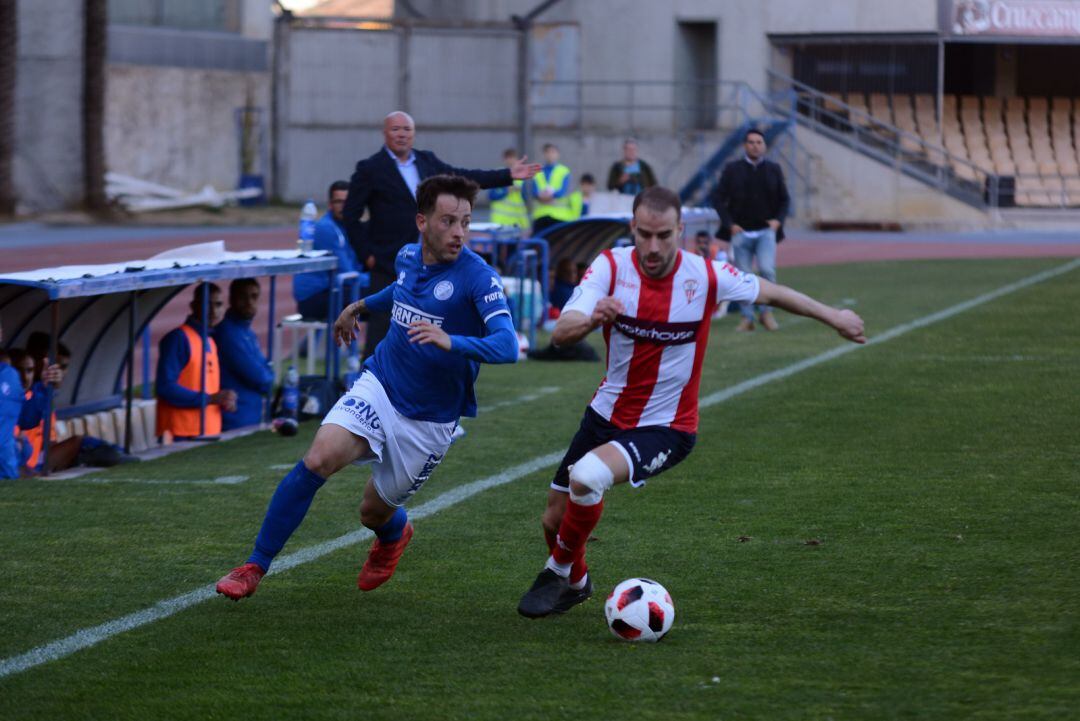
[683,279,699,304]
[434,280,454,300]
[397,271,406,285]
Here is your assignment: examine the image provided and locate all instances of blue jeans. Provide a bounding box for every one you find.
[732,229,777,319]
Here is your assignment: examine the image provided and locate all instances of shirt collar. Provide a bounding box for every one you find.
[385,145,416,166]
[744,154,764,167]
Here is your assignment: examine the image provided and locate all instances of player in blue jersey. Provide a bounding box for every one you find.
[217,175,518,600]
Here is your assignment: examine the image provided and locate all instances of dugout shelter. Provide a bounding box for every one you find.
[0,246,341,471]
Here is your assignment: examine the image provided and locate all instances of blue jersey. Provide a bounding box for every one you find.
[0,363,23,479]
[365,244,512,423]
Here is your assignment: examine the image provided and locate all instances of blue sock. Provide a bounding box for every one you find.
[374,506,408,542]
[247,461,326,571]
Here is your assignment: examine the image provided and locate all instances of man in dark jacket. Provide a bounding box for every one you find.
[712,129,790,332]
[214,278,274,431]
[343,111,541,359]
[606,138,657,195]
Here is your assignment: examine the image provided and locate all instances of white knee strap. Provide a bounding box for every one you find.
[568,452,614,506]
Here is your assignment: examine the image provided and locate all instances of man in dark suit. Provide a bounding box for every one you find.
[343,111,541,359]
[712,128,791,332]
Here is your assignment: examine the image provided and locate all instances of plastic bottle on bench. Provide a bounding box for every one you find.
[298,200,318,252]
[273,365,300,437]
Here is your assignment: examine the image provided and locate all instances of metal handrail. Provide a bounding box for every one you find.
[764,69,999,207]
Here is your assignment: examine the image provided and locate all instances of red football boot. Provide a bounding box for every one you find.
[357,523,414,591]
[215,562,266,601]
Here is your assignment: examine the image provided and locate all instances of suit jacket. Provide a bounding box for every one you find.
[343,147,512,273]
[712,158,790,242]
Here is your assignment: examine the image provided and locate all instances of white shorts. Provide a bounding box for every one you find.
[322,371,456,508]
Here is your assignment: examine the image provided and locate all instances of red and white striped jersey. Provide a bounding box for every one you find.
[563,247,759,432]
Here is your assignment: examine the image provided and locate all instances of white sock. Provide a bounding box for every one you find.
[569,572,588,591]
[544,555,572,578]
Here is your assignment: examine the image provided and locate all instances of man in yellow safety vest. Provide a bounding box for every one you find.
[529,143,575,234]
[488,148,530,230]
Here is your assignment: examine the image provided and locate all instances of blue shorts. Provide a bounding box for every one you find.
[550,407,696,492]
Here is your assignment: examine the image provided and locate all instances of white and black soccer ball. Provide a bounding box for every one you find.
[604,577,675,642]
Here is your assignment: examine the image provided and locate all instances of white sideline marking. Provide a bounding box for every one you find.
[477,385,560,414]
[2,258,1076,681]
[36,475,250,486]
[0,453,563,681]
[701,258,1080,408]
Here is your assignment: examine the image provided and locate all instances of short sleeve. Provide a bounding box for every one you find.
[713,260,760,304]
[561,253,613,317]
[472,267,513,324]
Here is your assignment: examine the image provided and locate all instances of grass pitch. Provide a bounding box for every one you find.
[1,258,1077,720]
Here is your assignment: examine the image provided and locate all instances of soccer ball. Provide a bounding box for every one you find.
[604,578,675,642]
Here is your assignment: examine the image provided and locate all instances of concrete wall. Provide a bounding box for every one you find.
[14,0,84,212]
[408,0,940,89]
[795,127,989,228]
[105,65,271,194]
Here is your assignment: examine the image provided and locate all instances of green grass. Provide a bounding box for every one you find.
[1,258,1078,720]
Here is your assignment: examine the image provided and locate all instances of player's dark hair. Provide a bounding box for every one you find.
[632,186,682,222]
[745,128,766,143]
[581,173,595,184]
[190,282,222,310]
[542,143,557,152]
[416,175,479,217]
[328,180,349,197]
[229,277,260,301]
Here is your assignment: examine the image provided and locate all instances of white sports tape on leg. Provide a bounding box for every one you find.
[567,451,614,506]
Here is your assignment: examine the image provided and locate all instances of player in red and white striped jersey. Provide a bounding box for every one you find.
[518,187,865,618]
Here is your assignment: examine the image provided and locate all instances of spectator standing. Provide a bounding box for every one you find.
[293,181,360,320]
[712,129,790,332]
[529,143,575,234]
[156,284,237,440]
[215,278,274,431]
[569,173,596,219]
[488,149,531,230]
[343,111,540,360]
[606,138,657,196]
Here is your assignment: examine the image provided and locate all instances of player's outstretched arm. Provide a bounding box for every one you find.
[754,279,866,343]
[334,282,398,347]
[551,296,624,347]
[333,300,366,347]
[409,314,518,364]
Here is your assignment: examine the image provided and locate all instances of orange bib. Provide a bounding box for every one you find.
[156,324,221,437]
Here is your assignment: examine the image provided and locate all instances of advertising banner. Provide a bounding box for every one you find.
[944,0,1080,39]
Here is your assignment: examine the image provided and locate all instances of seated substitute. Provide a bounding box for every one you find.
[0,322,24,480]
[155,284,237,440]
[293,180,361,320]
[216,174,518,601]
[214,278,274,431]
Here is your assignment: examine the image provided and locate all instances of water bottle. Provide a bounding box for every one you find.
[281,365,300,419]
[298,200,317,252]
[273,365,301,437]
